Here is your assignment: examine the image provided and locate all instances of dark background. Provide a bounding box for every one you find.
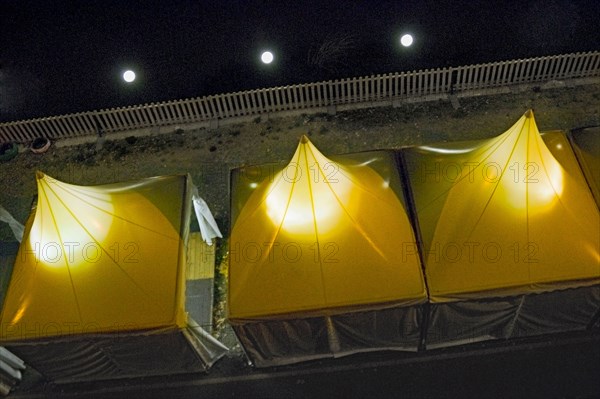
[1,0,599,122]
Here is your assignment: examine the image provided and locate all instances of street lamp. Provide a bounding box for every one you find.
[123,70,136,83]
[400,34,414,47]
[261,51,274,64]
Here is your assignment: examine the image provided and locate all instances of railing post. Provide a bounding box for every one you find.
[1,51,599,144]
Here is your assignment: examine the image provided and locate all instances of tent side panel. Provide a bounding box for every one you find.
[231,305,422,367]
[425,285,600,349]
[6,329,207,383]
[425,298,519,349]
[330,305,422,354]
[568,127,600,208]
[511,285,600,337]
[232,315,331,367]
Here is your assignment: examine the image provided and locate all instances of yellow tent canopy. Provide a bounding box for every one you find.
[569,126,600,207]
[0,172,227,381]
[404,110,600,302]
[0,172,189,340]
[229,136,426,366]
[229,136,426,319]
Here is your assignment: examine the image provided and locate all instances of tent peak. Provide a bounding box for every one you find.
[524,109,534,118]
[299,134,310,144]
[35,170,45,180]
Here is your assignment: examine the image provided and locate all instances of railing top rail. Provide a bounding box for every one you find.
[0,51,598,143]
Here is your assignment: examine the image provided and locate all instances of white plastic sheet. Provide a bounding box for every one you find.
[0,347,24,396]
[191,187,222,245]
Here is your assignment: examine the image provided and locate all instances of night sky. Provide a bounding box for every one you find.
[1,0,599,122]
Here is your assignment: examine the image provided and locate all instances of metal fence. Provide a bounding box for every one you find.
[1,51,599,144]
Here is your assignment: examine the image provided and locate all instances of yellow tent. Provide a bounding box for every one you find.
[403,110,600,347]
[569,126,600,207]
[229,136,426,366]
[0,173,226,382]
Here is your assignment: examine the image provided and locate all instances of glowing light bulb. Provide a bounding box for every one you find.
[400,34,414,47]
[261,51,274,64]
[123,70,136,83]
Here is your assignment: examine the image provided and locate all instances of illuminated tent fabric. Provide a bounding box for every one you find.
[569,126,600,207]
[0,173,227,383]
[403,111,600,348]
[229,136,427,367]
[567,126,600,332]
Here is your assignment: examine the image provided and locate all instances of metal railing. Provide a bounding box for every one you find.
[1,51,598,144]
